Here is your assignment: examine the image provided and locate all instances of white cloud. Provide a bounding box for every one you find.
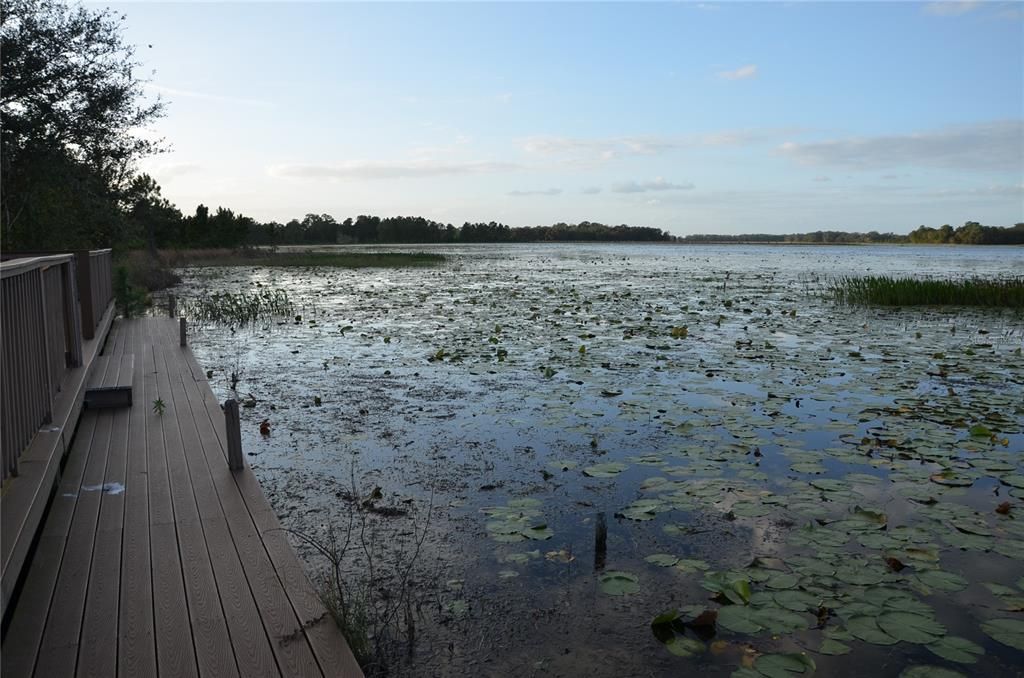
[717,64,758,80]
[269,159,520,180]
[507,188,562,197]
[813,175,832,182]
[143,83,272,108]
[521,129,783,163]
[926,183,1024,198]
[778,120,1023,171]
[581,186,603,195]
[923,1,982,16]
[610,178,695,194]
[150,162,202,181]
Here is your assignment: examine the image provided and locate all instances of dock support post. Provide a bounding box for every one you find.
[594,512,607,572]
[225,399,244,470]
[179,317,186,347]
[168,294,176,318]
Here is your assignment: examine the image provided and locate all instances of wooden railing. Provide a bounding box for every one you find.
[0,250,110,481]
[82,249,113,339]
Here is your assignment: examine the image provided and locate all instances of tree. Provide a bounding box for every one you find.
[1,0,165,248]
[124,173,182,252]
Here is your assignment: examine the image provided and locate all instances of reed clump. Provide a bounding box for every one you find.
[830,275,1024,308]
[183,289,293,325]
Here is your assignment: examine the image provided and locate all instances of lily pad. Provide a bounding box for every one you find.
[583,462,628,478]
[877,611,946,644]
[914,569,968,592]
[753,652,816,678]
[847,616,899,645]
[899,667,965,678]
[664,635,705,657]
[981,618,1024,650]
[818,638,851,655]
[926,636,985,663]
[645,553,679,567]
[716,604,764,634]
[599,571,639,596]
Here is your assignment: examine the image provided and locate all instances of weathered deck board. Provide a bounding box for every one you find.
[1,317,361,678]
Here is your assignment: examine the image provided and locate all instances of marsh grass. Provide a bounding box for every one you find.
[286,472,436,677]
[829,275,1024,308]
[158,248,445,268]
[183,289,293,325]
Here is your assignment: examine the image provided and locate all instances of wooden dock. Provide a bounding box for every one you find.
[1,317,362,678]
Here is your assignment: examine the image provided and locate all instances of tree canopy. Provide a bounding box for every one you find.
[1,0,164,249]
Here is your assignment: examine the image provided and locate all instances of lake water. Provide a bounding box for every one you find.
[173,244,1024,677]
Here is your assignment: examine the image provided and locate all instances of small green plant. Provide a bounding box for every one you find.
[152,398,166,416]
[114,266,150,318]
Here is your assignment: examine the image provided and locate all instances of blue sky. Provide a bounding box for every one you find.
[110,1,1023,235]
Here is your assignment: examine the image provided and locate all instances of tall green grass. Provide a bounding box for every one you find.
[183,289,293,325]
[829,276,1024,308]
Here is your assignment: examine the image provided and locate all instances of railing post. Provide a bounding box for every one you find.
[76,250,95,339]
[224,399,244,470]
[36,267,53,423]
[179,318,187,347]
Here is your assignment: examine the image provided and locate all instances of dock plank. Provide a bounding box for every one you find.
[2,317,362,678]
[118,323,156,678]
[154,346,239,678]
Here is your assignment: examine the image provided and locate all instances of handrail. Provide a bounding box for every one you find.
[0,254,74,278]
[0,249,110,480]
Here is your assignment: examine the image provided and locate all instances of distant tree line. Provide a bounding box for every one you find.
[907,222,1024,245]
[680,223,1024,246]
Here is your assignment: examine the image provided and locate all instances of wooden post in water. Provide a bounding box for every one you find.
[179,317,186,347]
[224,399,244,470]
[168,294,176,318]
[594,511,607,572]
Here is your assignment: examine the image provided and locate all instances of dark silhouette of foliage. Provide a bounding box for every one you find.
[1,0,165,249]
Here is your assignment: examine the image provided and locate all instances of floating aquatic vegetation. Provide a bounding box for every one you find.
[177,245,1024,676]
[183,289,293,325]
[599,571,639,596]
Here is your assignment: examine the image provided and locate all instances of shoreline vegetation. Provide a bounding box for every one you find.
[830,275,1024,308]
[156,248,446,268]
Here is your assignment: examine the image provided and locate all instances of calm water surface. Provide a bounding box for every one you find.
[174,244,1023,677]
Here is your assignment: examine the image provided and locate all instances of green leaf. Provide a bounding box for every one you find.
[818,638,851,655]
[521,525,554,540]
[847,616,899,645]
[753,606,810,633]
[753,652,816,678]
[645,553,679,567]
[664,635,705,657]
[599,571,639,596]
[651,609,680,626]
[772,590,819,612]
[915,569,968,592]
[899,667,966,678]
[926,636,985,664]
[717,605,765,634]
[583,462,628,478]
[981,618,1024,650]
[877,612,946,644]
[765,573,800,590]
[675,558,710,573]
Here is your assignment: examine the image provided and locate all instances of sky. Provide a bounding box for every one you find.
[107,1,1024,235]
